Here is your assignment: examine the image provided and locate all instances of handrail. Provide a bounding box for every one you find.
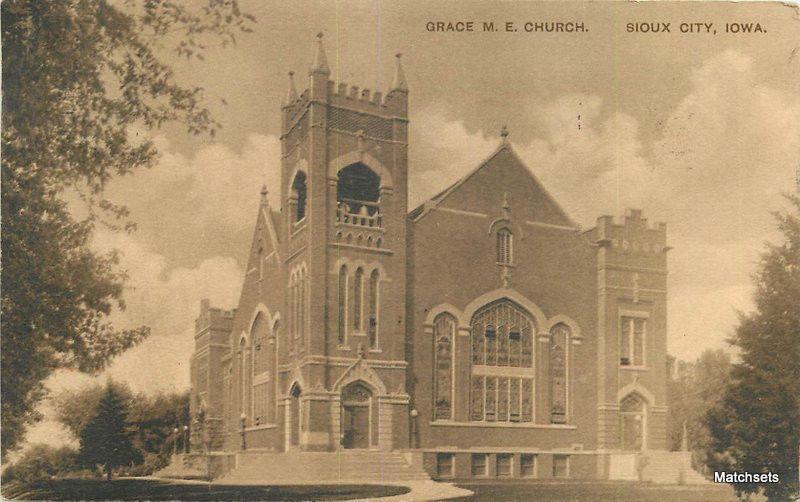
[336,200,382,228]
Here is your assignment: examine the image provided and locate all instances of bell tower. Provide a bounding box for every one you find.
[278,33,410,451]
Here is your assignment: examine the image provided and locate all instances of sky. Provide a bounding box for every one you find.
[23,0,800,449]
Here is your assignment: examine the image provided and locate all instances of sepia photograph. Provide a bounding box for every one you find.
[1,1,799,500]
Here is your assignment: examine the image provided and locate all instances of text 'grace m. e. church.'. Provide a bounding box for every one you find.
[187,33,682,483]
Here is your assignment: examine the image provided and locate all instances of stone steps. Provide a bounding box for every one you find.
[217,451,431,484]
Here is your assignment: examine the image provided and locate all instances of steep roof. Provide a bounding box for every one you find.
[409,142,577,228]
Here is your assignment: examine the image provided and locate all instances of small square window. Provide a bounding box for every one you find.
[496,453,513,477]
[520,454,536,477]
[553,455,570,478]
[471,454,487,477]
[509,330,520,341]
[436,453,454,478]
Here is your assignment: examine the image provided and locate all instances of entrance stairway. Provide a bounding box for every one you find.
[609,450,710,484]
[216,450,431,485]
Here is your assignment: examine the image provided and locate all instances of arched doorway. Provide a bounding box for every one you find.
[289,383,302,449]
[340,381,372,449]
[620,393,646,451]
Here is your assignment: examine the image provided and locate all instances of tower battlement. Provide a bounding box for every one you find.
[282,37,408,132]
[194,298,235,337]
[592,209,669,264]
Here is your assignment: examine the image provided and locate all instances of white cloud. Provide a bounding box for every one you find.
[409,109,497,207]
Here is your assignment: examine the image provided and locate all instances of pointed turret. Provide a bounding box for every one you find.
[391,53,408,92]
[283,71,298,106]
[310,32,330,76]
[260,184,269,206]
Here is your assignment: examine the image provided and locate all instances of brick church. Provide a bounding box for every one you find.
[188,34,673,481]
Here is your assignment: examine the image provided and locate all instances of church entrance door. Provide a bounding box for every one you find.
[620,393,646,451]
[342,405,369,449]
[340,381,372,450]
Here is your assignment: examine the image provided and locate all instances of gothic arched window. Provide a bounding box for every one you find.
[368,269,379,348]
[291,171,307,222]
[433,313,456,421]
[289,274,297,351]
[251,314,272,425]
[353,267,364,332]
[299,269,306,344]
[257,241,265,280]
[550,323,570,424]
[252,314,268,374]
[470,299,534,423]
[497,228,513,265]
[239,338,248,421]
[338,265,348,345]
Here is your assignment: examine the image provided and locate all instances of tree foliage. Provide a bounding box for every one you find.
[54,381,189,464]
[77,384,141,478]
[1,0,253,455]
[666,349,731,469]
[1,444,79,486]
[705,194,800,501]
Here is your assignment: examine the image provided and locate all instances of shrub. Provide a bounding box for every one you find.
[2,444,79,485]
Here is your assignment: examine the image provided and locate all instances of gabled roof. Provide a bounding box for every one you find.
[409,142,577,228]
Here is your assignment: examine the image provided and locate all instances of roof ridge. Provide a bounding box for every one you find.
[409,142,510,221]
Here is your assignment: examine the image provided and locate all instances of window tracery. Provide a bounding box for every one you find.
[433,314,455,420]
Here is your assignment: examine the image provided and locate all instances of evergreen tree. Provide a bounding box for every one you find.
[706,194,800,501]
[78,384,142,480]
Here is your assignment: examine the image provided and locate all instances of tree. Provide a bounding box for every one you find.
[77,384,141,479]
[53,381,134,440]
[54,383,189,473]
[1,0,254,455]
[705,194,800,501]
[667,349,731,471]
[1,444,79,486]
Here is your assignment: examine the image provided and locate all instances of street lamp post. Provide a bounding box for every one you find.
[172,427,179,456]
[240,413,247,451]
[183,425,189,454]
[410,409,419,449]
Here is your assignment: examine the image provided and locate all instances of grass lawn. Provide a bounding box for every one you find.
[1,478,410,501]
[453,480,738,501]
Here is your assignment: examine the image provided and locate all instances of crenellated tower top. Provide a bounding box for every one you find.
[281,33,409,131]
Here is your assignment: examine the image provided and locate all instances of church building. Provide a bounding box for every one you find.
[188,33,671,481]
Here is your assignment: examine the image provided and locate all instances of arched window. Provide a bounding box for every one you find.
[353,267,364,332]
[252,314,268,374]
[239,338,248,421]
[471,300,533,368]
[291,171,307,222]
[251,314,271,425]
[299,269,306,345]
[497,228,513,265]
[368,269,379,348]
[433,314,456,420]
[289,275,296,351]
[470,299,534,423]
[288,271,305,353]
[338,265,348,345]
[550,323,570,424]
[336,163,381,228]
[257,241,265,280]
